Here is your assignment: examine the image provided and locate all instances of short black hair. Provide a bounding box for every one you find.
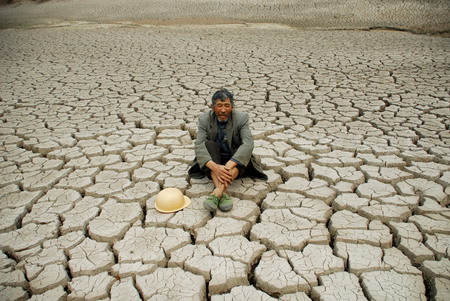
[211,89,234,107]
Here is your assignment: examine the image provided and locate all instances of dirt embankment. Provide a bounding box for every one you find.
[0,0,449,35]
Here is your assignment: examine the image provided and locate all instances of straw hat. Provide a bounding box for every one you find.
[155,188,191,213]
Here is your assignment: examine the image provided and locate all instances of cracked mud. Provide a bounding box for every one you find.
[0,23,449,300]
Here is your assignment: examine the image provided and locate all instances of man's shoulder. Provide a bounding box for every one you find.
[198,111,213,122]
[232,110,249,121]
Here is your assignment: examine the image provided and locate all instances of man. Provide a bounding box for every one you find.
[188,89,267,212]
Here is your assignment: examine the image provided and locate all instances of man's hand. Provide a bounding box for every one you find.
[220,160,238,188]
[224,160,237,171]
[206,161,233,186]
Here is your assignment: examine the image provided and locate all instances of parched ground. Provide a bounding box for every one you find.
[0,0,449,34]
[0,7,449,301]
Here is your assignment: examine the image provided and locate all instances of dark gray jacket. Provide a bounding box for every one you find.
[188,110,267,180]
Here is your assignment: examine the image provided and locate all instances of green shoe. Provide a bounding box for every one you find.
[219,194,233,212]
[203,194,220,212]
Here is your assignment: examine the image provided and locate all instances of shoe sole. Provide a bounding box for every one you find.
[203,202,217,212]
[219,204,233,212]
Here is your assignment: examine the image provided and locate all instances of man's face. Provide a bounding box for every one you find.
[213,98,233,122]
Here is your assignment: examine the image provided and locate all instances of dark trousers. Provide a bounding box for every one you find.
[205,141,229,164]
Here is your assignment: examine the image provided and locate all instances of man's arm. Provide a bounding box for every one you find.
[225,160,238,170]
[230,113,254,167]
[194,113,213,169]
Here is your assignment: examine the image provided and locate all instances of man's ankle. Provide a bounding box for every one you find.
[213,188,223,198]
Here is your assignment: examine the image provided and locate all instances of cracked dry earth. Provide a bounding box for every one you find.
[0,24,449,301]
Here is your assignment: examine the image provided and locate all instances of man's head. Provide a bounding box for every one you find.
[211,89,234,122]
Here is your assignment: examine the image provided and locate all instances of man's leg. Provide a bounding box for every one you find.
[217,166,238,212]
[205,141,221,164]
[212,164,239,193]
[203,141,239,211]
[205,141,226,198]
[202,141,223,211]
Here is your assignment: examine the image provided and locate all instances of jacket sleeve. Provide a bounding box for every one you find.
[231,112,254,167]
[194,113,212,169]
